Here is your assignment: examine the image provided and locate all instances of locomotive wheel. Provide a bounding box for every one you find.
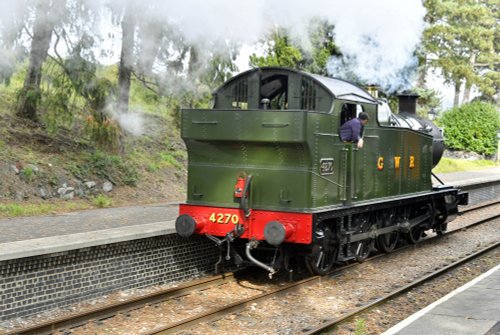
[377,231,399,253]
[355,239,374,262]
[306,224,337,275]
[406,226,422,244]
[306,244,336,275]
[351,213,373,262]
[376,209,399,253]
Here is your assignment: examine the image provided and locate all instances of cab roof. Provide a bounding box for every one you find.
[215,67,377,105]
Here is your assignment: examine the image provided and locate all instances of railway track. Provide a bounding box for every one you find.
[460,199,500,214]
[6,201,500,335]
[303,240,500,335]
[4,274,237,335]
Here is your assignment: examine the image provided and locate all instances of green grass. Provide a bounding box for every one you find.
[354,318,368,335]
[0,201,90,219]
[433,157,498,174]
[21,166,35,182]
[92,194,113,208]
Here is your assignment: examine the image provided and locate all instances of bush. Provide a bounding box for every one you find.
[68,151,139,186]
[438,102,500,156]
[88,151,138,186]
[21,166,35,183]
[92,194,113,208]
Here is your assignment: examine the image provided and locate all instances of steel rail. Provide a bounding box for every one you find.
[460,199,500,214]
[303,240,500,335]
[6,273,237,335]
[144,261,366,335]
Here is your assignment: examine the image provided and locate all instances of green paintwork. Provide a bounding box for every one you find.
[181,68,434,213]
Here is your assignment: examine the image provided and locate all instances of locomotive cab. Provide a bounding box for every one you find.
[176,67,467,277]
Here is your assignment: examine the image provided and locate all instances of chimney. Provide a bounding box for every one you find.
[397,92,419,114]
[366,85,379,99]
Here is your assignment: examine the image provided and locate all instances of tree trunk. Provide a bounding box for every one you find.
[188,46,200,76]
[462,81,472,104]
[118,6,135,114]
[416,54,427,88]
[462,54,477,104]
[453,81,461,107]
[16,0,55,122]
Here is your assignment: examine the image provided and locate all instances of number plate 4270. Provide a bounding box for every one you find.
[209,213,239,224]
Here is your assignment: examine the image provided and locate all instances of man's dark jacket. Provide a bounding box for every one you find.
[339,118,364,142]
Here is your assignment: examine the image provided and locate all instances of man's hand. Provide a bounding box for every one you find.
[357,138,364,149]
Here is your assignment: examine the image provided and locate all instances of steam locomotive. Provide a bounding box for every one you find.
[175,67,468,277]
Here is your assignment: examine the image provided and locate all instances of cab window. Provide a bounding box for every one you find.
[340,103,364,125]
[301,77,316,110]
[259,74,288,110]
[231,78,248,109]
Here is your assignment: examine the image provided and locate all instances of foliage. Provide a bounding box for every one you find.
[249,20,340,74]
[68,150,138,186]
[249,28,304,69]
[423,0,499,106]
[92,194,113,208]
[41,59,79,132]
[414,87,443,118]
[303,18,341,75]
[437,101,500,155]
[159,152,184,169]
[84,113,120,150]
[87,151,138,186]
[58,51,120,149]
[433,157,497,173]
[20,166,35,183]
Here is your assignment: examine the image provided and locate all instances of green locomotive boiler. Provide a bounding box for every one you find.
[175,67,467,276]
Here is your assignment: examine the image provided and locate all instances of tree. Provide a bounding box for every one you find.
[249,28,303,69]
[249,21,340,75]
[117,3,135,114]
[16,0,63,121]
[414,87,443,118]
[423,0,499,106]
[303,19,340,75]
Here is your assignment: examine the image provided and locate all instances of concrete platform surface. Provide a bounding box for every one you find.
[0,203,178,261]
[0,202,179,243]
[435,166,500,187]
[382,264,500,335]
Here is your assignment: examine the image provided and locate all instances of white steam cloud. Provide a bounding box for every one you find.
[123,0,426,93]
[326,0,426,92]
[0,0,426,94]
[110,109,144,136]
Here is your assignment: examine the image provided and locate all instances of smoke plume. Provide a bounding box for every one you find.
[0,0,426,94]
[132,0,426,93]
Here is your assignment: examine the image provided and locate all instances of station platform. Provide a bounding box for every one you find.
[382,263,500,335]
[0,167,499,262]
[0,203,178,261]
[432,166,500,188]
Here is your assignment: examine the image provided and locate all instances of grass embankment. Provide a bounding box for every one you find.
[433,157,498,174]
[0,65,188,220]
